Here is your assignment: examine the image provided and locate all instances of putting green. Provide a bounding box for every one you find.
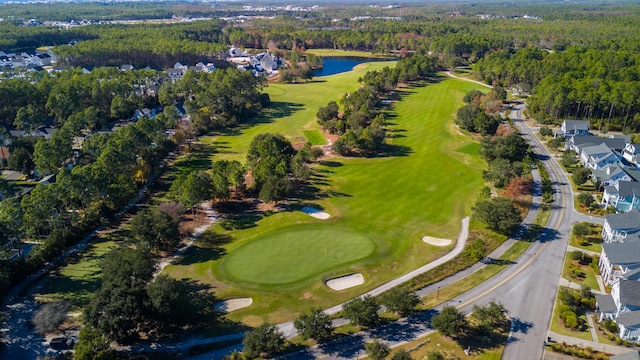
[222,226,375,284]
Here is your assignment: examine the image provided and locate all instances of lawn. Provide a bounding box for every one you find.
[562,252,600,291]
[570,223,603,253]
[302,129,326,145]
[455,142,481,155]
[34,237,119,307]
[391,329,505,360]
[164,74,487,325]
[550,291,592,341]
[221,225,375,284]
[303,49,397,59]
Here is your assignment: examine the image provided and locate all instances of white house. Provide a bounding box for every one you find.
[601,210,640,243]
[561,119,590,138]
[580,143,622,170]
[599,239,640,285]
[591,164,634,188]
[623,143,640,167]
[596,280,640,341]
[602,182,640,213]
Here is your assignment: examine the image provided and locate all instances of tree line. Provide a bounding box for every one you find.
[317,53,437,156]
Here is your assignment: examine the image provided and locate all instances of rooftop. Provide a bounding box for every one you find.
[605,209,640,230]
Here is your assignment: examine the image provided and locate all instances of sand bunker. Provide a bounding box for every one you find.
[326,273,365,291]
[214,298,253,313]
[422,236,452,246]
[301,206,330,220]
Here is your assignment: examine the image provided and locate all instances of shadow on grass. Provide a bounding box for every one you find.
[219,102,304,136]
[173,232,232,266]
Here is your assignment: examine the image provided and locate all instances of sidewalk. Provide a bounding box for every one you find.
[547,331,632,356]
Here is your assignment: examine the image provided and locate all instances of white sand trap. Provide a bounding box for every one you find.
[301,206,330,220]
[214,298,253,313]
[326,273,365,291]
[422,236,452,246]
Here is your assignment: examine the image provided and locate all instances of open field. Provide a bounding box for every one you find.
[164,74,488,325]
[303,49,397,58]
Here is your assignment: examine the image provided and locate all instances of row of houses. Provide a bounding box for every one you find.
[596,210,640,341]
[559,120,640,213]
[0,49,56,71]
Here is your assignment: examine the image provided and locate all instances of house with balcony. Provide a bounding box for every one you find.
[580,143,622,170]
[602,182,640,213]
[601,210,640,243]
[560,119,590,138]
[599,238,640,285]
[596,280,640,341]
[591,164,634,188]
[623,143,640,167]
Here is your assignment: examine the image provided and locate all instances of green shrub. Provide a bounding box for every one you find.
[571,251,584,260]
[557,304,571,314]
[565,315,579,329]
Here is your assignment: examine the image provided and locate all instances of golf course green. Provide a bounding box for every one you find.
[163,61,487,325]
[222,226,375,284]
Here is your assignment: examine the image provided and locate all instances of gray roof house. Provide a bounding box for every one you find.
[566,134,628,154]
[596,280,640,341]
[601,210,640,243]
[623,143,640,167]
[599,238,640,285]
[580,143,622,170]
[591,163,634,188]
[561,119,590,138]
[602,182,640,213]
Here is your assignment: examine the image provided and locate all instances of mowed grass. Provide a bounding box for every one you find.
[35,238,119,307]
[221,226,374,284]
[455,142,481,155]
[302,130,326,145]
[164,74,487,325]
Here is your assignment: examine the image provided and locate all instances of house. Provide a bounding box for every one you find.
[580,143,621,170]
[591,163,633,187]
[259,52,279,71]
[561,119,590,138]
[35,53,52,66]
[166,67,185,81]
[121,64,134,71]
[599,239,640,285]
[623,143,640,167]
[596,280,640,341]
[601,210,640,243]
[565,134,628,154]
[602,182,640,213]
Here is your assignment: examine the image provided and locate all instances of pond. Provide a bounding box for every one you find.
[313,56,386,77]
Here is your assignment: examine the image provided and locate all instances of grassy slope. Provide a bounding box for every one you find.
[202,61,397,160]
[165,74,487,326]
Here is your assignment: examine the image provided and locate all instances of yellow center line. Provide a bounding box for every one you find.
[456,122,568,309]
